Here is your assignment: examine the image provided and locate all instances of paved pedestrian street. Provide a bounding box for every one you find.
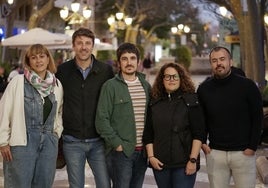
[0,147,267,187]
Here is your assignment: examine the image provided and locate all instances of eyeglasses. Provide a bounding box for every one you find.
[163,74,180,81]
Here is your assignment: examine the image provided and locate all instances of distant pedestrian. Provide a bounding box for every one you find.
[0,65,8,97]
[7,64,22,82]
[142,52,152,82]
[197,46,263,188]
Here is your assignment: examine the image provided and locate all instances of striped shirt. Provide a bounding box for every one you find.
[125,77,146,147]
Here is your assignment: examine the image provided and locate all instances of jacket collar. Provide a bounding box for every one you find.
[164,89,183,100]
[73,54,101,74]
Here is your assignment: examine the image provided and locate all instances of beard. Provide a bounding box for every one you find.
[214,68,231,79]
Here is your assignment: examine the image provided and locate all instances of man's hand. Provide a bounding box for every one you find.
[201,144,211,155]
[116,145,123,151]
[243,148,255,156]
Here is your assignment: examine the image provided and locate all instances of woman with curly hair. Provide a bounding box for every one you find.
[143,62,206,188]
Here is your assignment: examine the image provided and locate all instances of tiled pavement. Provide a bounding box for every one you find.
[51,148,268,188]
[0,147,268,188]
[50,150,210,188]
[51,151,210,188]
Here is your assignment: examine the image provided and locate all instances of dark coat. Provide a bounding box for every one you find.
[143,90,205,169]
[56,55,114,139]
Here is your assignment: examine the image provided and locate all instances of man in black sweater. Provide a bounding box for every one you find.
[197,46,263,188]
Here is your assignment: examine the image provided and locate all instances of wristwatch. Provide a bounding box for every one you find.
[189,158,197,163]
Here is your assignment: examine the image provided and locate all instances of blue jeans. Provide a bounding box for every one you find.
[106,150,147,188]
[4,130,58,188]
[63,136,110,188]
[153,167,197,188]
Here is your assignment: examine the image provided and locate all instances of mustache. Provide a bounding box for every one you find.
[125,65,134,68]
[80,48,91,52]
[216,65,224,70]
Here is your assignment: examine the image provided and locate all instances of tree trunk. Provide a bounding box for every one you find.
[2,0,30,63]
[240,0,265,89]
[248,0,265,89]
[28,0,54,29]
[124,25,139,44]
[231,0,265,89]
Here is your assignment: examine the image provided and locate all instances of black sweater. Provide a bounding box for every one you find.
[56,56,114,139]
[197,73,263,151]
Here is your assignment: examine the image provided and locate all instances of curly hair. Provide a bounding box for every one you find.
[116,42,140,61]
[151,62,195,99]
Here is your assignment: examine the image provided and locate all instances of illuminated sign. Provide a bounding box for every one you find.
[224,35,240,43]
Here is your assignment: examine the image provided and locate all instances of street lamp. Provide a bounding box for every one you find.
[219,6,227,17]
[218,6,233,19]
[107,12,133,32]
[106,12,133,50]
[7,0,13,4]
[264,14,268,25]
[171,24,191,47]
[171,24,191,35]
[59,0,92,25]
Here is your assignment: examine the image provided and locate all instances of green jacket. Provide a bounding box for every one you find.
[95,72,151,157]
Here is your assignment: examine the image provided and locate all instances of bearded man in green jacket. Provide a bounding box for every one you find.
[95,42,151,188]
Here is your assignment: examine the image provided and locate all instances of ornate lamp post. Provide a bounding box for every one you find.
[107,12,133,32]
[171,24,191,47]
[59,0,92,26]
[171,24,190,35]
[106,12,133,47]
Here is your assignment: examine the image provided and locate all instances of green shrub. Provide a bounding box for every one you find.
[170,46,192,70]
[96,50,117,72]
[96,50,116,63]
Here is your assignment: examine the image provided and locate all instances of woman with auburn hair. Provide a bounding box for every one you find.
[143,62,205,188]
[0,44,63,188]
